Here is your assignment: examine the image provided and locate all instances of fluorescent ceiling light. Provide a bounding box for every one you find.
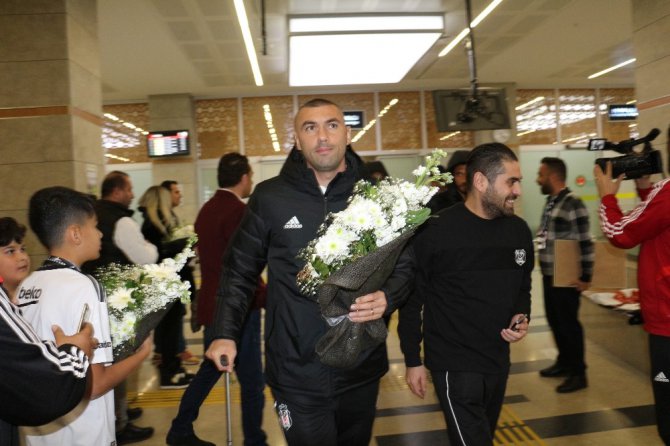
[515,96,545,111]
[234,0,264,86]
[289,15,443,87]
[290,33,441,86]
[289,16,444,33]
[438,0,504,57]
[587,58,636,79]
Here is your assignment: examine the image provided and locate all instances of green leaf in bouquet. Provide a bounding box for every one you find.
[312,257,330,278]
[406,208,432,227]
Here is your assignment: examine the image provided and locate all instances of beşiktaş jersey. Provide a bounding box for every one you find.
[17,259,115,446]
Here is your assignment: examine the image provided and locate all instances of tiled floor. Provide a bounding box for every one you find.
[125,270,663,445]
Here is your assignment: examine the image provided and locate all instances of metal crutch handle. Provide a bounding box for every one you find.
[220,355,233,446]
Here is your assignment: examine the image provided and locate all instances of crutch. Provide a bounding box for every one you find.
[220,355,233,446]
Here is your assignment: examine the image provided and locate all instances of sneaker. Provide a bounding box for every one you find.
[160,372,193,389]
[166,431,216,446]
[178,367,196,380]
[116,422,154,445]
[179,350,201,365]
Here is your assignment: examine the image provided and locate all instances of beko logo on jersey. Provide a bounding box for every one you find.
[18,287,42,300]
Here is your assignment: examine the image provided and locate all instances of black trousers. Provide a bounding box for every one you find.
[649,334,670,445]
[155,301,184,378]
[271,379,379,446]
[542,275,586,375]
[432,370,508,446]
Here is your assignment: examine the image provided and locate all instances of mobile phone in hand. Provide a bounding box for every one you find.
[77,303,91,331]
[511,314,528,332]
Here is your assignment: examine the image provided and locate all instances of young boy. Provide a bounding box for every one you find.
[0,217,30,303]
[17,187,151,446]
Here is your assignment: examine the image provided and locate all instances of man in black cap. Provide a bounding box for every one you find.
[427,150,470,213]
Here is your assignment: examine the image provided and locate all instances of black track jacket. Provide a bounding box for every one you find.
[212,147,413,397]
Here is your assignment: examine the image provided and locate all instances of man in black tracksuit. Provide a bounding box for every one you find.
[398,143,534,446]
[206,98,412,446]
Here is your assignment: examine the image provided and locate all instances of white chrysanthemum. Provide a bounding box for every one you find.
[314,232,351,265]
[343,198,383,231]
[326,224,357,243]
[371,214,389,232]
[108,287,134,311]
[342,208,360,232]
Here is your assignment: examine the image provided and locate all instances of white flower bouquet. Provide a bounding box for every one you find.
[169,223,196,241]
[96,236,197,360]
[297,150,452,367]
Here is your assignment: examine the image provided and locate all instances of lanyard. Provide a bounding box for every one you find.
[39,256,80,272]
[38,257,105,302]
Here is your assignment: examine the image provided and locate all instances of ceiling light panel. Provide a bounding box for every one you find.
[289,15,444,33]
[288,14,444,87]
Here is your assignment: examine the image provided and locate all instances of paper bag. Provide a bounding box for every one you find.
[553,240,627,288]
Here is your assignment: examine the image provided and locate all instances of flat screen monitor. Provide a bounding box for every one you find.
[607,104,638,121]
[432,88,511,131]
[344,111,364,129]
[147,130,190,157]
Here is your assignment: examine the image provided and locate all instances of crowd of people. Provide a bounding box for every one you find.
[0,97,668,446]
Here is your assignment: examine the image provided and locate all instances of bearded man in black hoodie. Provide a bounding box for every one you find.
[206,98,412,446]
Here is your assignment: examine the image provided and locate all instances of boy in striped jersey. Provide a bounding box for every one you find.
[0,282,93,446]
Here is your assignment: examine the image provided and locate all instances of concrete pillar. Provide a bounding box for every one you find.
[148,93,199,225]
[0,0,103,260]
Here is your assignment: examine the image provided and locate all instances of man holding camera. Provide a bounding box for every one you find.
[594,162,670,445]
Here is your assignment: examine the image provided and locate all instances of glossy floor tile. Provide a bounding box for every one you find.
[124,270,663,445]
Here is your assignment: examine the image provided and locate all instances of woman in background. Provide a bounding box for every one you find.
[0,217,30,303]
[138,186,192,389]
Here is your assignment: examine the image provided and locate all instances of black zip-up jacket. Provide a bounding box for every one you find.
[212,147,414,397]
[82,199,134,274]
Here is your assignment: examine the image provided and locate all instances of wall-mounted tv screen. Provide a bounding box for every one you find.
[433,88,511,131]
[344,111,364,129]
[608,104,638,121]
[147,130,190,157]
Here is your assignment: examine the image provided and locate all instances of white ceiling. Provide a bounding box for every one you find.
[98,0,634,103]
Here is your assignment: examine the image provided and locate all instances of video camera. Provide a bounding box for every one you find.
[588,128,663,179]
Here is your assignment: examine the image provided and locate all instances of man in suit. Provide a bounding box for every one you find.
[166,153,267,446]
